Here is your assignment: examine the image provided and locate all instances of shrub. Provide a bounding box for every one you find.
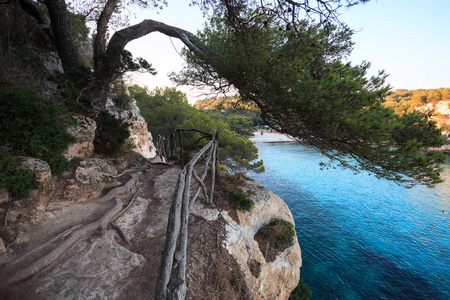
[94,111,130,155]
[48,65,93,114]
[289,278,313,300]
[0,147,39,198]
[0,87,76,173]
[231,187,254,211]
[261,219,296,247]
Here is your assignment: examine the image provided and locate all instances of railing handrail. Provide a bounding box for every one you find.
[155,133,218,300]
[155,128,215,166]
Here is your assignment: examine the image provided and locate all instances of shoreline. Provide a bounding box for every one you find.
[248,131,295,143]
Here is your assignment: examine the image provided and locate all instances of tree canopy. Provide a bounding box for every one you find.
[172,5,446,186]
[9,0,447,186]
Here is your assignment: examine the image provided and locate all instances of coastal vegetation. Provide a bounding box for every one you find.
[231,187,255,211]
[0,0,447,298]
[383,88,450,115]
[383,88,450,130]
[130,85,264,172]
[1,0,446,186]
[0,87,76,174]
[289,278,313,300]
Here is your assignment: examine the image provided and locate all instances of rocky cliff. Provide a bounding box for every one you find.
[0,156,302,299]
[0,90,302,299]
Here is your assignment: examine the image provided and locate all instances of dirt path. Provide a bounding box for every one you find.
[0,156,250,300]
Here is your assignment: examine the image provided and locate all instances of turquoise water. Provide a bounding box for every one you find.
[250,142,450,300]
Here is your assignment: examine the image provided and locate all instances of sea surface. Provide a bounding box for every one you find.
[249,142,450,300]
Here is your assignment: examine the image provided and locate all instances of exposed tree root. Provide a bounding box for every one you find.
[2,198,123,287]
[113,187,140,221]
[95,172,140,203]
[6,221,21,250]
[11,225,82,267]
[110,222,131,246]
[101,168,137,178]
[1,175,141,288]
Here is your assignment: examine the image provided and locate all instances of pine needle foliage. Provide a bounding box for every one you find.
[174,12,447,187]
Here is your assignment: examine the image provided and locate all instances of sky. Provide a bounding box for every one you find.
[125,0,450,102]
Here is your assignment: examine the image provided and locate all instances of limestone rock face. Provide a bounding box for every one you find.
[221,179,302,300]
[436,101,450,116]
[18,157,52,183]
[106,81,156,159]
[75,158,116,184]
[64,116,96,160]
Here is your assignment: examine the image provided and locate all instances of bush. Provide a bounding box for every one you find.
[261,219,296,247]
[48,65,93,114]
[0,87,76,173]
[231,187,254,211]
[94,111,130,155]
[289,278,313,300]
[0,147,39,198]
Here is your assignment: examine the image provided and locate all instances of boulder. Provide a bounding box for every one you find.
[221,179,302,300]
[38,51,64,74]
[18,157,51,183]
[75,158,116,184]
[64,116,96,160]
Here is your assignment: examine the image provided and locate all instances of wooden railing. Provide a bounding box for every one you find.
[155,128,215,166]
[155,132,218,300]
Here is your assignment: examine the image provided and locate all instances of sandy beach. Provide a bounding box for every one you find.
[249,131,295,143]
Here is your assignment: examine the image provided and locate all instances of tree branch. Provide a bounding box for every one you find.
[101,19,204,81]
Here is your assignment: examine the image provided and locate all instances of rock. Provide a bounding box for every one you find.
[36,234,145,299]
[31,186,151,299]
[105,79,157,159]
[75,158,116,184]
[0,237,6,263]
[153,168,180,201]
[191,202,219,221]
[18,157,52,183]
[221,179,302,300]
[39,51,64,74]
[74,166,103,184]
[435,101,450,116]
[79,158,116,175]
[0,188,10,204]
[113,197,152,239]
[64,116,96,160]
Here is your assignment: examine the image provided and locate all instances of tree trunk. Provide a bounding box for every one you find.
[93,0,119,73]
[45,0,82,71]
[18,0,54,43]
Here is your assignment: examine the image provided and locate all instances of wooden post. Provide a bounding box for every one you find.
[209,135,218,205]
[179,130,184,167]
[188,143,214,213]
[167,278,185,300]
[176,164,192,286]
[155,169,186,300]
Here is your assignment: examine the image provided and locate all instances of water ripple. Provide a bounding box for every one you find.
[251,143,450,300]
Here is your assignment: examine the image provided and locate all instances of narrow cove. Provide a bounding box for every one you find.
[250,142,450,299]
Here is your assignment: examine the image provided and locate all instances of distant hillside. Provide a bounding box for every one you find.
[194,96,258,110]
[383,88,450,129]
